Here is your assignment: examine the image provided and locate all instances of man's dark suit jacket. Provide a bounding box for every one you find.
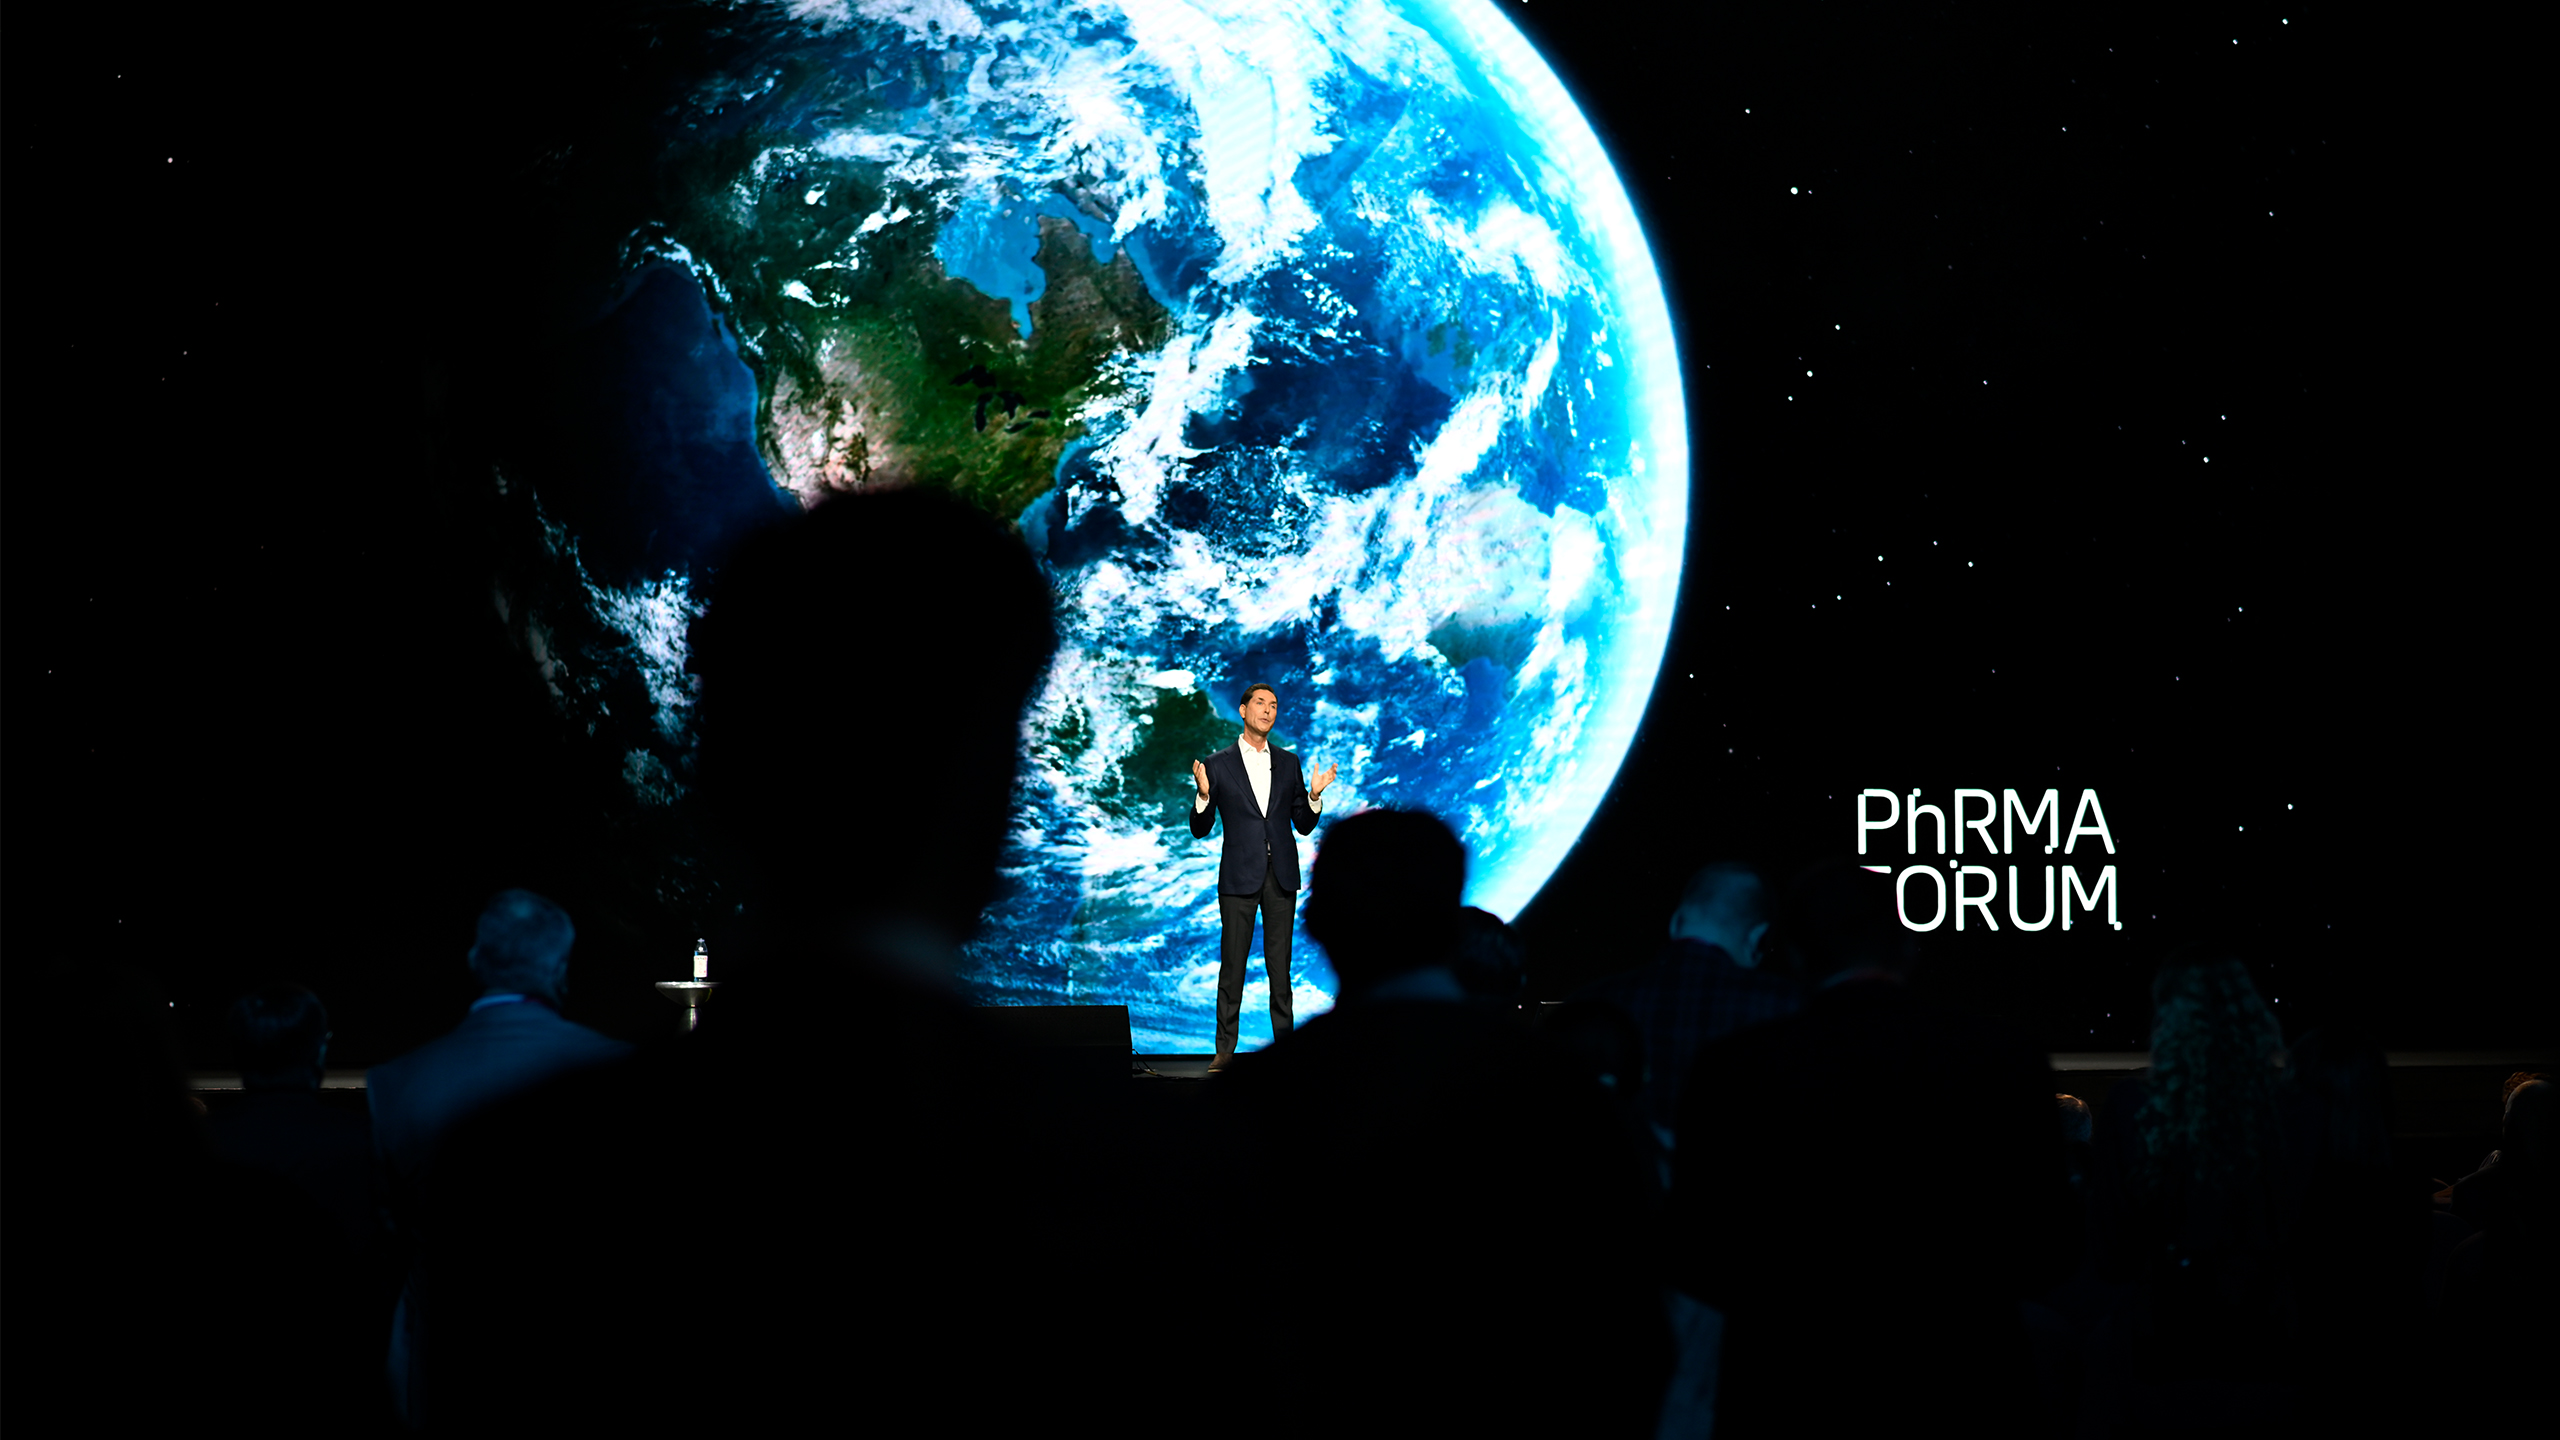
[368,1000,632,1222]
[1189,739,1320,895]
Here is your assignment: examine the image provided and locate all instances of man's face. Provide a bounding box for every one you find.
[1240,688,1278,734]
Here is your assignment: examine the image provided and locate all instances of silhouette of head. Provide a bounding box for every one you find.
[1669,861,1770,968]
[1449,905,1527,1002]
[1304,808,1464,997]
[1775,857,1914,985]
[688,487,1056,939]
[2148,946,2280,1064]
[2504,1079,2553,1174]
[2055,1093,2094,1146]
[2134,946,2286,1198]
[469,889,576,1004]
[229,983,331,1090]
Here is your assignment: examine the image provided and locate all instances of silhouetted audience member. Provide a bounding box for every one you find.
[2058,1092,2095,1144]
[2082,947,2303,1431]
[1669,858,2078,1439]
[2424,1069,2545,1312]
[1576,860,1798,1144]
[1448,903,1528,1003]
[11,960,387,1430]
[1537,997,1650,1106]
[206,982,402,1388]
[2437,1077,2554,1417]
[416,488,1071,1434]
[207,984,381,1255]
[1538,997,1667,1194]
[1214,809,1672,1439]
[2037,1091,2119,1352]
[2442,1071,2554,1225]
[366,889,630,1427]
[2057,1092,2095,1188]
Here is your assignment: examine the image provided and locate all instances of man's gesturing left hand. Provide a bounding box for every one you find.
[1309,759,1337,799]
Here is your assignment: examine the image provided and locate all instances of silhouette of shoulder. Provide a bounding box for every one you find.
[1220,999,1634,1202]
[206,1088,372,1170]
[415,961,1069,1432]
[1224,1000,1532,1104]
[367,1002,632,1178]
[205,1089,378,1249]
[1216,1000,1669,1439]
[1675,979,2074,1301]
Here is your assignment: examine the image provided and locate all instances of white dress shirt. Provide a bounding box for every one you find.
[1195,736,1321,816]
[1239,737,1272,814]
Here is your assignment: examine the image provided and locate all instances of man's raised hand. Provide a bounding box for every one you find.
[1193,759,1212,798]
[1311,759,1338,797]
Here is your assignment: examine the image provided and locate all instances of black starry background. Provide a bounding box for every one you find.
[5,4,2540,1059]
[1505,4,2540,1046]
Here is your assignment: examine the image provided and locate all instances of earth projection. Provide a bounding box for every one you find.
[480,0,1686,1051]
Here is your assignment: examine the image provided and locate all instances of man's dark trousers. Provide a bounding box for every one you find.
[1216,858,1295,1058]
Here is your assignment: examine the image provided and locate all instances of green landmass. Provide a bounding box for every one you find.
[1084,685,1253,830]
[1425,318,1478,373]
[1426,618,1535,678]
[1040,696,1097,772]
[667,138,1170,523]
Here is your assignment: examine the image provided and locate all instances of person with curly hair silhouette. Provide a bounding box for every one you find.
[2085,946,2304,1426]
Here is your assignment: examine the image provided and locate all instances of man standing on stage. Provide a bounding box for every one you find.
[1191,682,1334,1069]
